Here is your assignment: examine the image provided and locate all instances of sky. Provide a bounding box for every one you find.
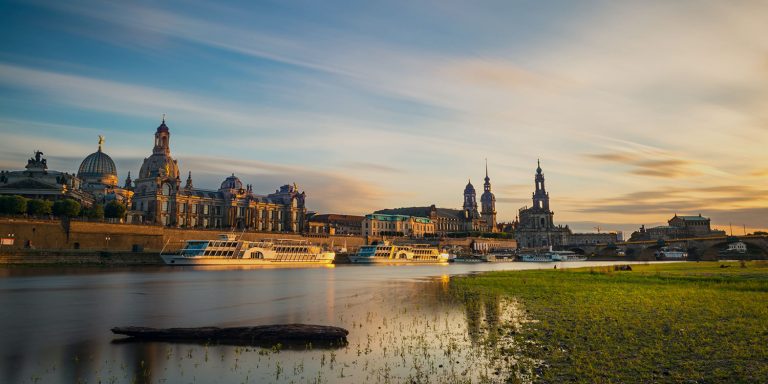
[0,0,767,234]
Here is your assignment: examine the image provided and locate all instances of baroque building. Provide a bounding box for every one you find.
[630,214,725,241]
[374,163,498,234]
[515,160,571,248]
[0,151,92,206]
[129,119,307,232]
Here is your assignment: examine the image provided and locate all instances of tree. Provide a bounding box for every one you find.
[53,199,81,217]
[0,195,28,215]
[0,196,9,214]
[26,199,52,216]
[104,200,127,219]
[83,204,104,220]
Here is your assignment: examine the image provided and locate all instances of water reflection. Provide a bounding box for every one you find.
[1,262,637,383]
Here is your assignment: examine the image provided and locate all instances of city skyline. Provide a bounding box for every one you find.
[1,1,767,233]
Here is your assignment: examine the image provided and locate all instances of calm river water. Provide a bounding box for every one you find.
[0,261,637,383]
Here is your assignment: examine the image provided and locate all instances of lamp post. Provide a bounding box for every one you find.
[105,235,111,250]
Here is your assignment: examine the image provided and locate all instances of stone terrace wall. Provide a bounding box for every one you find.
[0,218,366,253]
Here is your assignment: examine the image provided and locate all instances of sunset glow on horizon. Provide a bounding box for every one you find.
[1,0,767,234]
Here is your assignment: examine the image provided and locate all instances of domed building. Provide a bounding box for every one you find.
[77,136,133,204]
[129,119,307,232]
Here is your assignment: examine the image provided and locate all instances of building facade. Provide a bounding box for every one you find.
[307,214,364,235]
[567,232,621,245]
[129,119,307,231]
[514,160,571,248]
[362,214,435,238]
[631,214,725,241]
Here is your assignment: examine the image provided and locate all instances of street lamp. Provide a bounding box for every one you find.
[105,235,111,250]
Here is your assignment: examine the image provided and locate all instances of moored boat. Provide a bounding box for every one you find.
[349,241,449,264]
[161,234,335,265]
[518,248,587,262]
[655,246,687,260]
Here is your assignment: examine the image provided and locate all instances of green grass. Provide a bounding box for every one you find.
[451,262,768,383]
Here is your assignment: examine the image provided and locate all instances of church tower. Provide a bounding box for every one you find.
[532,159,549,211]
[133,117,181,225]
[463,179,479,219]
[480,160,497,231]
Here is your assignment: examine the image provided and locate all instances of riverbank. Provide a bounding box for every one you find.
[451,261,768,383]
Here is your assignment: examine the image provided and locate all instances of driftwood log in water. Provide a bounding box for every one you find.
[111,324,349,347]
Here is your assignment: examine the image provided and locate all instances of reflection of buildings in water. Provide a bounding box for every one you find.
[456,290,505,347]
[118,342,160,384]
[61,339,102,383]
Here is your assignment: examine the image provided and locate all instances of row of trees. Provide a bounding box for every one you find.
[0,195,127,219]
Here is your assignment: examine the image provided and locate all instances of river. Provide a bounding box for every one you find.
[0,261,638,383]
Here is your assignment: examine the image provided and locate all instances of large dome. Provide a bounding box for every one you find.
[78,144,118,186]
[138,154,179,179]
[220,174,243,190]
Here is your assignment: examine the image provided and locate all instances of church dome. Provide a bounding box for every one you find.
[138,153,179,179]
[78,138,118,186]
[220,174,243,190]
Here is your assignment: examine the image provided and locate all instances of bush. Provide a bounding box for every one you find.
[26,199,52,215]
[104,200,127,219]
[53,199,81,217]
[0,195,28,215]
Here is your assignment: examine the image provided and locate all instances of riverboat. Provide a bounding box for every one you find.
[449,255,488,263]
[161,234,336,265]
[719,241,747,255]
[518,249,587,262]
[349,242,450,264]
[654,247,687,260]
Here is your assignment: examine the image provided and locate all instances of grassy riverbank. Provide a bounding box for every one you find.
[451,261,768,383]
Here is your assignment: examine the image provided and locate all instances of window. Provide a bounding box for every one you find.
[162,183,172,195]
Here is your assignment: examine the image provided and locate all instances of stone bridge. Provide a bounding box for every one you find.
[569,235,768,260]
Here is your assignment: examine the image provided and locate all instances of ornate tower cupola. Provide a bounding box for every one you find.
[153,115,171,156]
[480,159,497,229]
[532,159,550,211]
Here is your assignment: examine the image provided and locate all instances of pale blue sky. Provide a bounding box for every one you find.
[1,0,767,232]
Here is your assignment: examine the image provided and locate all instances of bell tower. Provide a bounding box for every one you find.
[480,160,497,231]
[532,159,549,211]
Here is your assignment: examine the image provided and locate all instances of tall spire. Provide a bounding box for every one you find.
[185,171,193,189]
[124,171,133,189]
